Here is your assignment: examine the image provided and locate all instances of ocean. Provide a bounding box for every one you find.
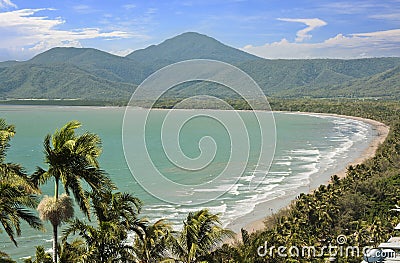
[0,105,374,261]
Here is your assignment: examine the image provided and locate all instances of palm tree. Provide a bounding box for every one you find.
[90,190,142,229]
[32,120,114,263]
[133,218,175,262]
[23,246,53,263]
[172,209,234,263]
[0,118,42,256]
[62,218,135,262]
[58,239,86,263]
[61,190,143,262]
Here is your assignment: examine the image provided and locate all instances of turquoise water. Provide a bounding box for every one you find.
[0,106,374,261]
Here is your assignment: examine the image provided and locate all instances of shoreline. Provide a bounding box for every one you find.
[227,112,389,238]
[1,105,390,234]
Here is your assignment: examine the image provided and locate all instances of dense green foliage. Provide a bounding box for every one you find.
[29,47,150,84]
[1,32,400,102]
[0,63,135,101]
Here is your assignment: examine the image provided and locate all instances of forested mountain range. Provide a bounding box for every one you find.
[0,32,399,101]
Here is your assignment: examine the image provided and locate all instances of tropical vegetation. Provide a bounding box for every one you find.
[31,120,114,263]
[0,119,43,262]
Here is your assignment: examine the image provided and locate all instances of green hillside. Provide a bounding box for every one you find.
[29,47,151,83]
[331,66,400,99]
[0,32,399,102]
[0,61,22,68]
[0,63,134,100]
[238,58,400,96]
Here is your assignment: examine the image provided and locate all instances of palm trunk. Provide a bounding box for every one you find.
[53,178,59,263]
[52,223,58,263]
[54,178,59,200]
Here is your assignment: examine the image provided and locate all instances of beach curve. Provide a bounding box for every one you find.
[227,112,389,238]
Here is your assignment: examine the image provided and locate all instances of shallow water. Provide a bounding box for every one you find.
[0,106,373,261]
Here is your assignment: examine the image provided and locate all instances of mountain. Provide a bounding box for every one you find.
[0,63,134,100]
[238,57,400,97]
[0,47,147,101]
[327,66,400,99]
[29,47,151,83]
[0,32,399,102]
[126,32,260,71]
[0,61,22,68]
[161,57,400,98]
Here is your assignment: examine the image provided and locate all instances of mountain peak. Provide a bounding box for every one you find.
[126,32,259,70]
[167,31,217,41]
[29,47,121,64]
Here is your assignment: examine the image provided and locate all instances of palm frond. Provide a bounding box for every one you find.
[0,216,17,246]
[73,132,102,168]
[0,118,15,162]
[64,175,90,218]
[52,121,81,152]
[1,163,40,194]
[0,182,43,246]
[15,208,43,231]
[30,167,52,189]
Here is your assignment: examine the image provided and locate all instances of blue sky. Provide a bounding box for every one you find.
[0,0,399,61]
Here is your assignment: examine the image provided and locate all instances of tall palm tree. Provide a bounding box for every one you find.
[62,218,135,262]
[0,118,42,254]
[32,120,114,263]
[90,190,142,228]
[62,191,143,262]
[133,218,175,262]
[173,209,234,263]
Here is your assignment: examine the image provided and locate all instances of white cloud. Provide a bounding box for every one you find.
[122,4,136,10]
[277,18,327,42]
[0,8,136,60]
[72,5,94,14]
[370,13,400,21]
[0,0,16,9]
[243,29,400,59]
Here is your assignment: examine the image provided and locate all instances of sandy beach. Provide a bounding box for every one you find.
[228,112,390,237]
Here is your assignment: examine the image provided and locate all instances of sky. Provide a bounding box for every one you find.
[0,0,400,61]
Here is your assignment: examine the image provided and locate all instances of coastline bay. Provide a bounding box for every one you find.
[0,105,377,260]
